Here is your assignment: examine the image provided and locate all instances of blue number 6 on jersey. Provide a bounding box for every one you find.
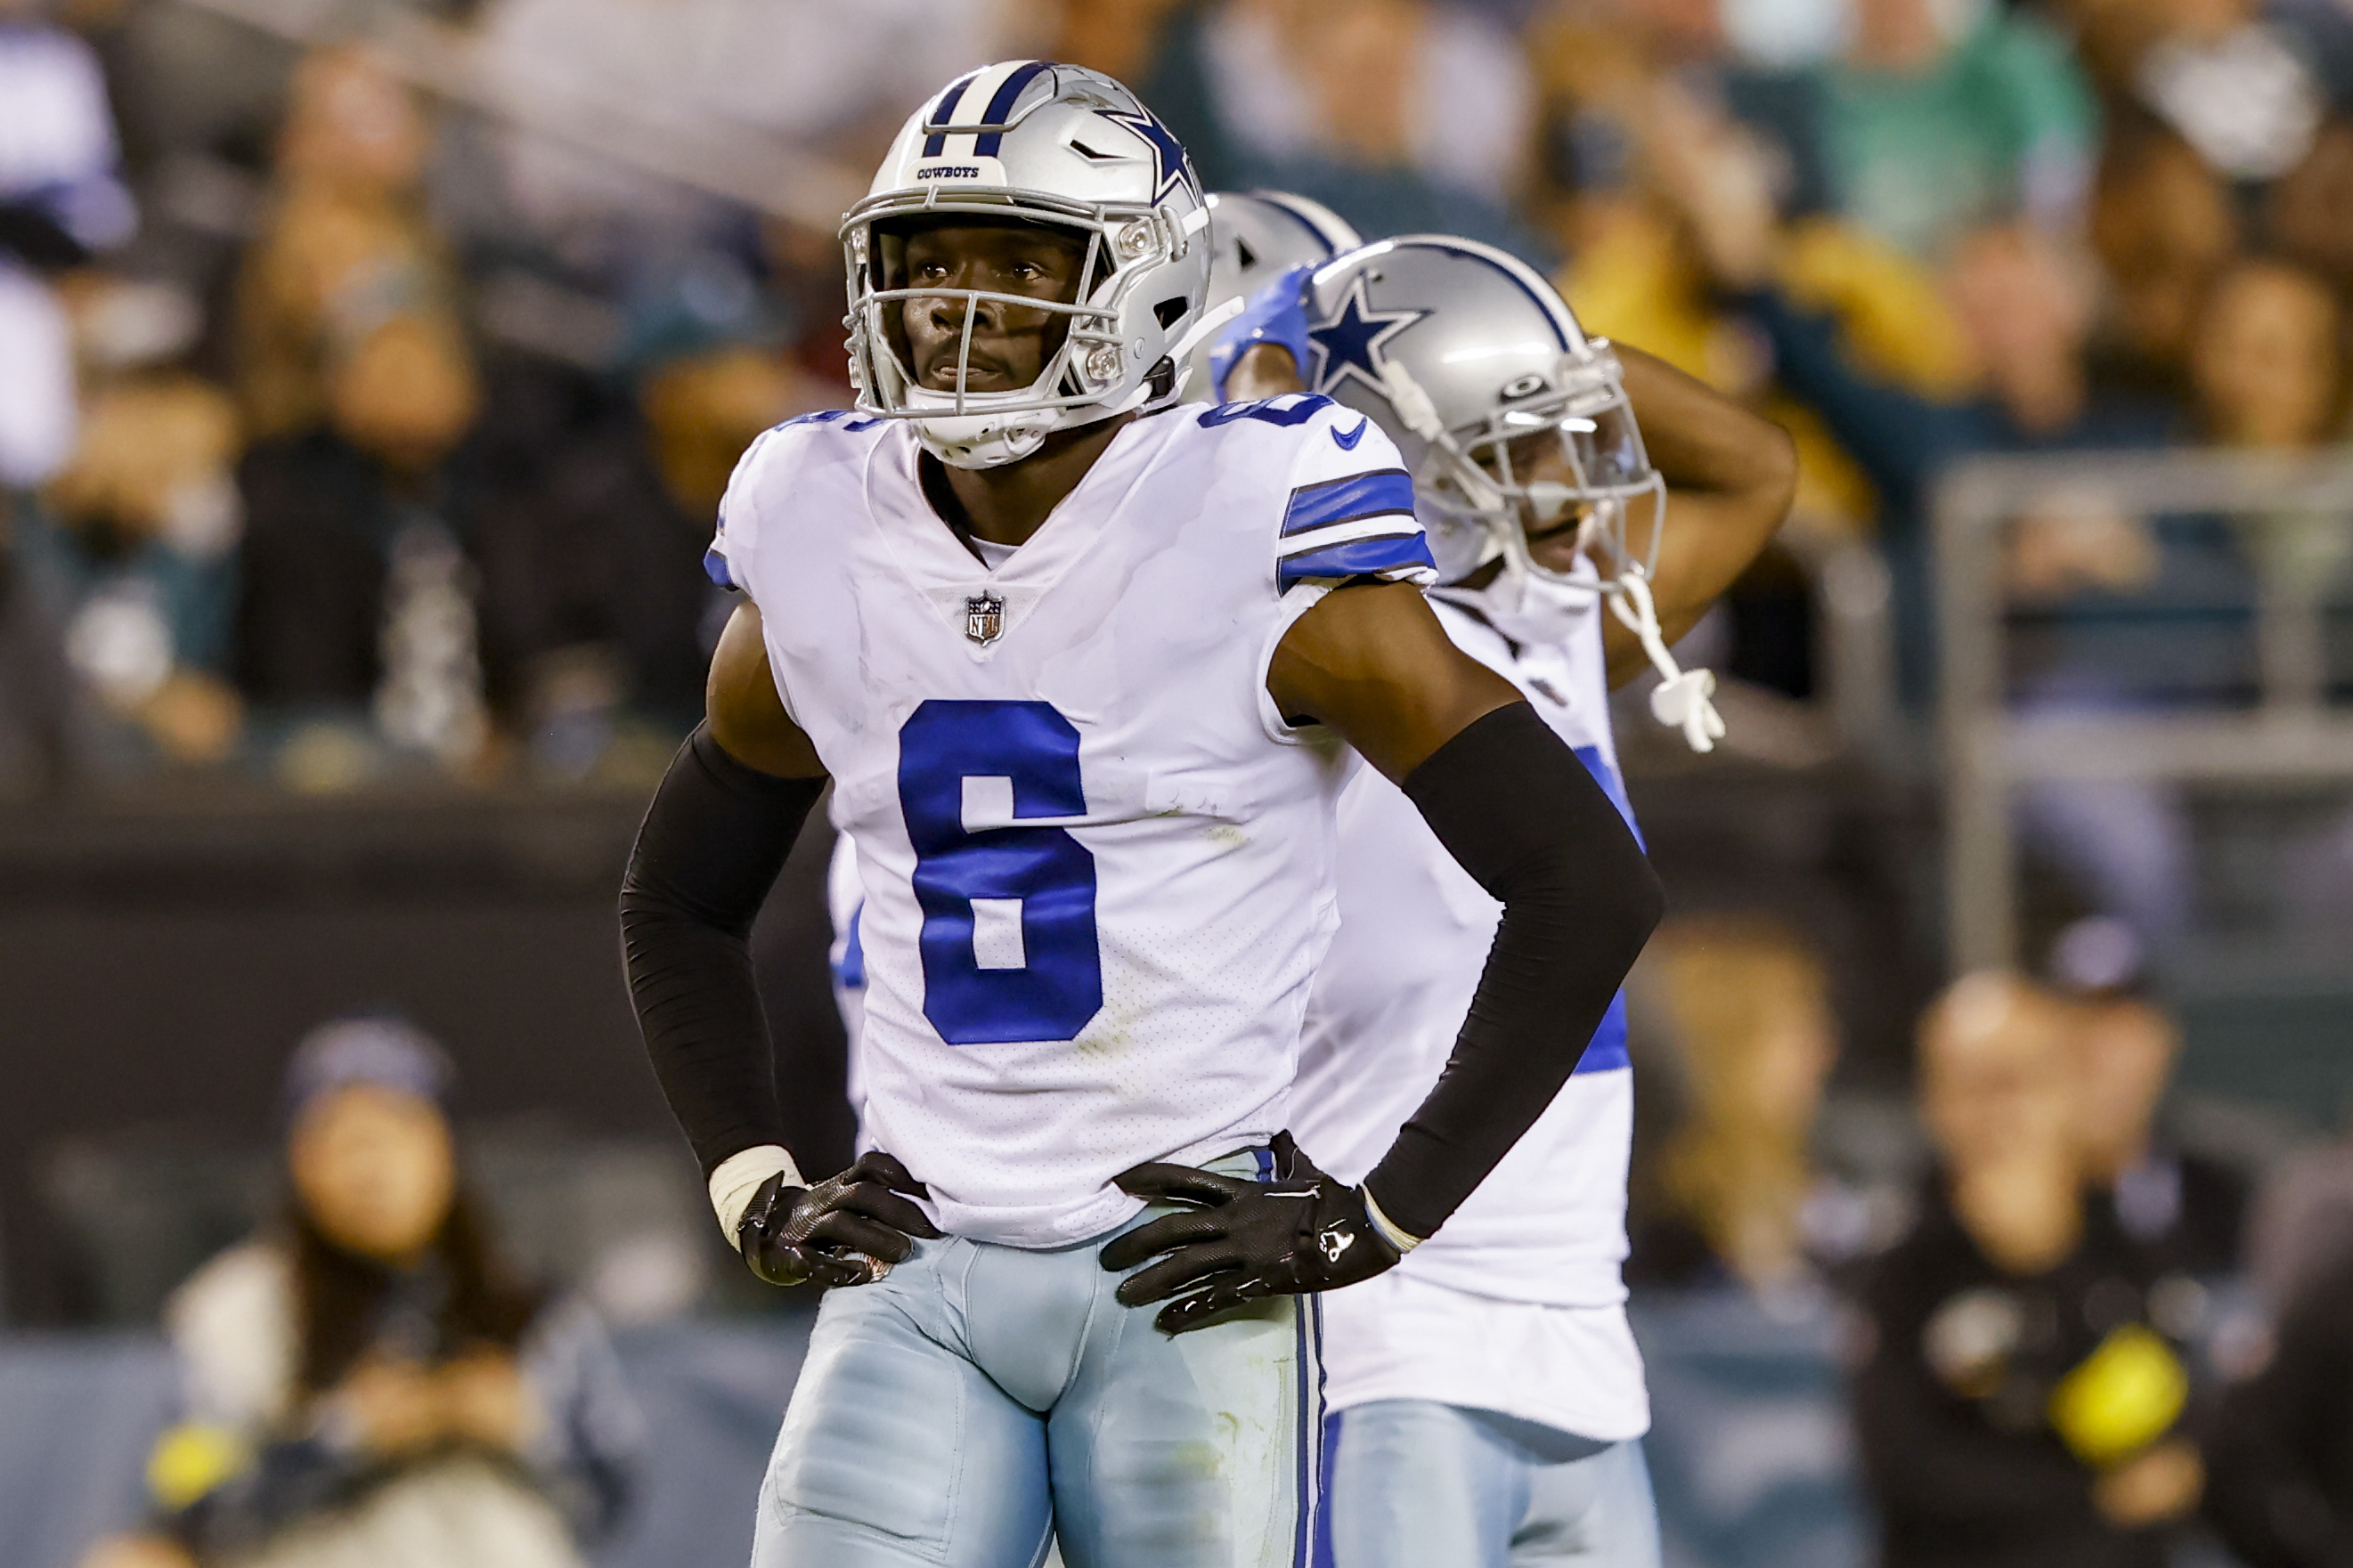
[898,701,1103,1044]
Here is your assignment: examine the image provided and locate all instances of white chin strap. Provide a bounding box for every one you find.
[904,388,1060,469]
[1381,354,1724,753]
[1605,565,1724,754]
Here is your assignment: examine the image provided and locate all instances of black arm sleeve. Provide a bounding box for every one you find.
[1363,702,1665,1239]
[619,723,825,1176]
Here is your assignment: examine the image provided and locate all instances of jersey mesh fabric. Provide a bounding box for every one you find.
[713,397,1433,1248]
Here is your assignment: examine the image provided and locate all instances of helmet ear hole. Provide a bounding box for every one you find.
[1152,297,1189,330]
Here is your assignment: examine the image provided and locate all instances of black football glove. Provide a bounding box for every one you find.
[1098,1132,1404,1334]
[737,1150,943,1288]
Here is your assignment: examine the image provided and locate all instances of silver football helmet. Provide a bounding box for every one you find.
[1303,235,1723,751]
[842,61,1213,468]
[1180,191,1362,402]
[1299,235,1661,589]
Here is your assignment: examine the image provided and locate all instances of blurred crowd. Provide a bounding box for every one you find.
[7,4,2353,1564]
[75,1017,642,1568]
[1627,908,2353,1568]
[0,0,2342,811]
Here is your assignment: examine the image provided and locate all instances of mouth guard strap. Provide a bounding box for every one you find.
[1605,565,1726,755]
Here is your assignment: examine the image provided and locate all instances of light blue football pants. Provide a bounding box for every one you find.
[750,1152,1319,1568]
[1322,1401,1661,1568]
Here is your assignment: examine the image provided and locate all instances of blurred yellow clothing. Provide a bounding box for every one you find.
[1561,206,1980,538]
[1560,203,1741,391]
[147,1424,248,1512]
[1776,219,1976,401]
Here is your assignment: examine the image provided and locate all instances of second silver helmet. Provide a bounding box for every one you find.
[1297,235,1660,587]
[1181,191,1362,401]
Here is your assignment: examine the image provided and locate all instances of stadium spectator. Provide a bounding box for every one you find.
[1624,916,1869,1295]
[76,1015,639,1568]
[33,369,245,770]
[1143,0,1549,256]
[1694,203,2179,693]
[452,348,736,781]
[2089,127,2240,388]
[2049,915,2250,1278]
[0,0,136,492]
[1793,0,2100,259]
[1853,972,2204,1568]
[2187,256,2343,452]
[2267,117,2353,282]
[227,47,488,784]
[2072,0,2353,192]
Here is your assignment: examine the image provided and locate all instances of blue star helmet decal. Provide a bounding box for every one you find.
[1307,276,1429,398]
[1100,104,1199,205]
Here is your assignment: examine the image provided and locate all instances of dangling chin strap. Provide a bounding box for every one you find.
[1603,565,1725,754]
[1380,355,1725,754]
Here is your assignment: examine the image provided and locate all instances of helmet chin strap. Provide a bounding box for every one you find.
[904,387,1059,468]
[1603,565,1725,754]
[1382,353,1724,752]
[1381,359,1510,521]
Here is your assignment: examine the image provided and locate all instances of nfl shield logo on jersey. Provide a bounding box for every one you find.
[964,591,1005,646]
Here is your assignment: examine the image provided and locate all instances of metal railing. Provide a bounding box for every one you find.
[1934,449,2353,971]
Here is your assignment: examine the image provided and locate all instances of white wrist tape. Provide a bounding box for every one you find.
[708,1145,803,1248]
[1361,1186,1423,1254]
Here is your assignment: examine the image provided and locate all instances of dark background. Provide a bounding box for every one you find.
[0,761,1931,1324]
[0,788,853,1324]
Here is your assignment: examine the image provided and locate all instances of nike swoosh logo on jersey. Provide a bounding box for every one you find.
[1331,418,1369,451]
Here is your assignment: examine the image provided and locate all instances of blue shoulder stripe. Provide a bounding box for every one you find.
[703,548,736,589]
[1282,469,1414,537]
[1277,532,1436,591]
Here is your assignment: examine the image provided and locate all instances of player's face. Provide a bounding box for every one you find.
[895,223,1092,395]
[1480,430,1595,573]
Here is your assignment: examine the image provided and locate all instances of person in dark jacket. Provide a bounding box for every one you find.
[1854,971,2203,1568]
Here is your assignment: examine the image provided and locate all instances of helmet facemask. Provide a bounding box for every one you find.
[1413,351,1665,596]
[844,198,1197,468]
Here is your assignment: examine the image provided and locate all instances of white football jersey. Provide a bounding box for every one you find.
[711,394,1435,1248]
[1294,571,1649,1436]
[1291,573,1639,1310]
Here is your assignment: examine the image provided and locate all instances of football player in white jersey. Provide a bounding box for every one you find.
[617,64,1664,1568]
[821,186,1368,1124]
[1209,236,1795,1566]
